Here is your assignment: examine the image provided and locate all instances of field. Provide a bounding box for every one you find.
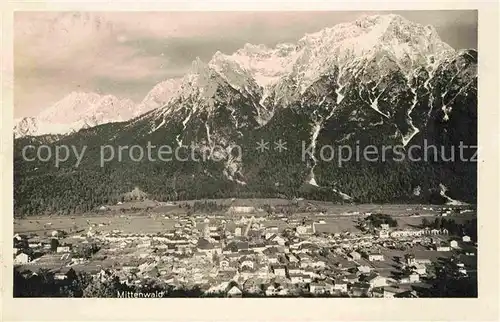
[14,214,177,235]
[14,199,475,236]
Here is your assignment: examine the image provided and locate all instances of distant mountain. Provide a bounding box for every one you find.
[14,92,137,137]
[14,14,477,215]
[135,79,183,116]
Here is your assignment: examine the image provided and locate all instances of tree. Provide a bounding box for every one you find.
[50,238,59,251]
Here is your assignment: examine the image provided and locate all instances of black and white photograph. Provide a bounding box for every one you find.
[10,9,483,300]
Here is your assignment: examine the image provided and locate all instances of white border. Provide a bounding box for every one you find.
[1,1,498,321]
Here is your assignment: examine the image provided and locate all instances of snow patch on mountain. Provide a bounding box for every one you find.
[439,184,468,205]
[136,79,182,116]
[402,85,420,147]
[332,188,353,201]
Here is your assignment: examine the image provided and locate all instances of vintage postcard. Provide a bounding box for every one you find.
[1,1,499,321]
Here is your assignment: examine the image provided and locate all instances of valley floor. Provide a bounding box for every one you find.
[13,200,477,298]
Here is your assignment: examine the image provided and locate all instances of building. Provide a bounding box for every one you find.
[227,206,256,214]
[234,227,242,237]
[379,230,390,238]
[219,258,230,269]
[382,288,397,298]
[333,280,348,293]
[289,273,305,284]
[57,246,71,253]
[368,253,385,262]
[411,263,427,275]
[450,240,459,249]
[435,243,451,252]
[462,235,472,242]
[371,287,395,298]
[365,274,387,289]
[240,260,254,269]
[227,285,243,297]
[350,282,370,297]
[267,234,286,246]
[310,281,334,295]
[296,225,312,235]
[405,254,416,266]
[273,265,287,277]
[14,252,31,264]
[390,230,424,238]
[409,273,420,283]
[349,251,361,260]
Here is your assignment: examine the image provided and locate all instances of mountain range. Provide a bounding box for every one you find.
[14,14,477,215]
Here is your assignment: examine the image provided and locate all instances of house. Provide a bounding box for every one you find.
[302,275,312,284]
[289,273,304,284]
[333,279,348,293]
[350,282,370,297]
[450,240,459,249]
[56,246,71,253]
[379,230,390,238]
[227,285,243,297]
[54,269,70,280]
[219,258,230,269]
[368,253,384,262]
[396,290,419,298]
[380,223,390,230]
[277,288,290,296]
[267,255,280,264]
[14,252,31,264]
[349,251,361,260]
[287,254,299,263]
[227,206,256,214]
[197,238,216,254]
[462,235,472,242]
[398,272,420,284]
[28,242,42,248]
[249,243,266,253]
[296,225,312,235]
[430,228,440,235]
[13,233,25,242]
[435,243,451,252]
[404,253,416,265]
[240,260,254,269]
[273,265,287,277]
[311,259,326,269]
[265,284,278,296]
[365,274,387,289]
[267,234,286,246]
[382,288,397,298]
[310,280,334,295]
[357,265,371,274]
[409,273,420,283]
[266,226,279,233]
[410,263,427,275]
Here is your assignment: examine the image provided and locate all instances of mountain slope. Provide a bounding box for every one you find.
[13,14,477,215]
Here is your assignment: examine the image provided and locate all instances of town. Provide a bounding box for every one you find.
[13,200,477,298]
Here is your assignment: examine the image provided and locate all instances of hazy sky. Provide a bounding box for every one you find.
[14,10,477,118]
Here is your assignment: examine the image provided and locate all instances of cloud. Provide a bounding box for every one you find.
[14,11,477,117]
[14,12,170,116]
